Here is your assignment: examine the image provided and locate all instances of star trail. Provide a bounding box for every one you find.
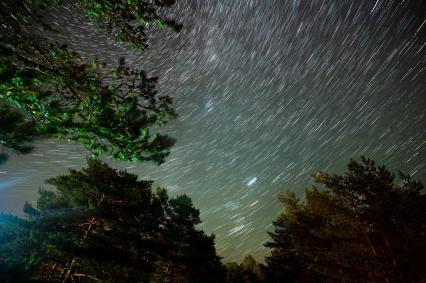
[1,0,425,262]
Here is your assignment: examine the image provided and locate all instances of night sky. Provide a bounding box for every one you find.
[1,0,425,262]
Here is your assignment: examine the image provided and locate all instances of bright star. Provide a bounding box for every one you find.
[247,177,257,186]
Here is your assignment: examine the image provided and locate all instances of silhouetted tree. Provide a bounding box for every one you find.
[0,212,44,282]
[0,103,37,164]
[265,157,426,282]
[152,194,225,283]
[20,159,167,281]
[1,159,223,282]
[225,256,265,283]
[225,262,245,283]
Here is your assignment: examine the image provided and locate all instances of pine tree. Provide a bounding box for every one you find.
[7,159,224,282]
[0,103,37,164]
[225,256,265,283]
[25,0,182,49]
[0,213,35,282]
[0,0,180,164]
[264,192,318,283]
[265,157,426,282]
[23,159,169,281]
[153,195,225,283]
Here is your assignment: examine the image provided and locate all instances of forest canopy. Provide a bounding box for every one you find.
[1,158,425,282]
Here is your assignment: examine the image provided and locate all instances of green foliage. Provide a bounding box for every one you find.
[0,0,180,164]
[4,159,224,282]
[23,159,167,281]
[0,103,37,164]
[0,213,36,282]
[25,0,182,49]
[265,157,426,282]
[77,0,182,49]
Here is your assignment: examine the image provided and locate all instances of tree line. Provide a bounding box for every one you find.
[1,1,425,282]
[1,157,425,282]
